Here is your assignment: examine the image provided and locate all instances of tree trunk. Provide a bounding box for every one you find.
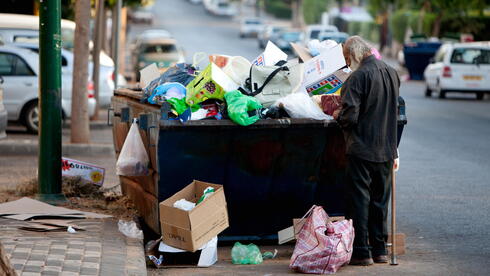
[70,0,91,143]
[431,11,443,38]
[291,0,304,28]
[91,0,104,120]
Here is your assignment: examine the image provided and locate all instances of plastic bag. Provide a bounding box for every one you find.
[148,82,186,105]
[173,199,196,211]
[118,220,143,239]
[142,63,197,102]
[167,97,200,115]
[231,242,263,265]
[116,121,149,176]
[224,90,262,126]
[276,93,332,120]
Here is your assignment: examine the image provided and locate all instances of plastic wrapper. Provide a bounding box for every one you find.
[224,90,262,126]
[142,63,197,102]
[276,93,332,121]
[148,82,186,105]
[173,199,196,211]
[118,220,143,239]
[231,242,263,265]
[116,121,149,176]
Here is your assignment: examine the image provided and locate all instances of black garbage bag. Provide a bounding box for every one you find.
[141,63,197,103]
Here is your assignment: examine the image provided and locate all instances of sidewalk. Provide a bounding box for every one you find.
[0,217,146,276]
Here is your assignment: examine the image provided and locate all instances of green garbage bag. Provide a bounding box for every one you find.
[224,90,262,126]
[167,98,200,115]
[231,242,263,265]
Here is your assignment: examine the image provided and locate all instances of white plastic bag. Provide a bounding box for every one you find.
[276,93,333,120]
[118,220,143,239]
[116,120,149,176]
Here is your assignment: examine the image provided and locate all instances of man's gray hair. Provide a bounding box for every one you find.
[345,36,372,64]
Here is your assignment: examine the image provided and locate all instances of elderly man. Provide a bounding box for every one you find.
[334,36,400,265]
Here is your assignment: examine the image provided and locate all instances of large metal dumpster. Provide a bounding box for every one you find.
[111,89,347,238]
[403,41,442,80]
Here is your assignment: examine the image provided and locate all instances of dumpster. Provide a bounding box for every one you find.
[110,88,347,239]
[110,89,407,240]
[403,41,442,80]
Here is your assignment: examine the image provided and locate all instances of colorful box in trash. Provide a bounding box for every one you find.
[159,180,229,252]
[303,44,350,96]
[185,63,238,106]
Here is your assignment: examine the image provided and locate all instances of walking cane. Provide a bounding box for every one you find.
[390,167,398,265]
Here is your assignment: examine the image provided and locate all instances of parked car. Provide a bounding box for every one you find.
[0,13,115,77]
[132,30,185,78]
[128,7,154,25]
[318,31,349,44]
[204,0,237,16]
[302,24,338,45]
[239,18,264,38]
[0,77,6,139]
[0,45,96,133]
[424,42,490,100]
[14,43,119,108]
[257,25,286,49]
[271,30,302,52]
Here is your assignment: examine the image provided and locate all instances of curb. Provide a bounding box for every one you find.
[0,140,114,156]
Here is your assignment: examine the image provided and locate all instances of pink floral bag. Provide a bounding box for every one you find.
[290,205,354,274]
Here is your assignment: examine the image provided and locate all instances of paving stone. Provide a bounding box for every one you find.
[49,249,66,255]
[29,254,47,261]
[42,266,63,272]
[67,244,84,249]
[25,260,45,267]
[45,260,63,267]
[41,271,61,276]
[13,263,23,270]
[64,254,82,261]
[80,267,98,275]
[62,265,80,273]
[60,272,79,276]
[81,262,100,269]
[63,260,82,267]
[83,257,100,263]
[23,265,43,273]
[11,252,29,259]
[22,272,42,276]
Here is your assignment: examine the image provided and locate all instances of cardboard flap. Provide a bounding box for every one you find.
[189,183,227,230]
[290,43,313,62]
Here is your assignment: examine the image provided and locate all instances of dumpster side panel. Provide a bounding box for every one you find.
[157,124,347,237]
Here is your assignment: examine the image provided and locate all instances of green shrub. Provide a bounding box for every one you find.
[303,0,330,25]
[264,0,292,19]
[390,9,411,43]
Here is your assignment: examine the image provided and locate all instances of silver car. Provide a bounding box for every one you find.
[0,77,6,139]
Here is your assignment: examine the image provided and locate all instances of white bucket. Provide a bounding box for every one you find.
[222,56,252,86]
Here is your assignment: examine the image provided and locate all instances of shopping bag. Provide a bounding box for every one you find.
[276,93,332,120]
[241,60,304,108]
[290,205,354,274]
[116,121,149,176]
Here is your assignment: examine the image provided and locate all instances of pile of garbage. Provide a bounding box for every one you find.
[139,40,352,126]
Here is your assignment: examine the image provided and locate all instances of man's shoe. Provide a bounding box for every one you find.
[373,255,388,263]
[349,258,374,266]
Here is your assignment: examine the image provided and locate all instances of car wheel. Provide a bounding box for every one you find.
[438,90,446,99]
[425,86,432,97]
[476,92,484,100]
[23,101,39,134]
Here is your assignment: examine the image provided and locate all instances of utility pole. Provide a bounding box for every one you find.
[91,0,104,120]
[113,0,122,89]
[38,0,65,203]
[71,0,91,143]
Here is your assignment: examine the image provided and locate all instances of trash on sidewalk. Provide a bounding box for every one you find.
[67,226,77,233]
[61,157,105,186]
[0,197,111,221]
[118,219,143,239]
[277,215,345,245]
[231,242,263,265]
[159,180,229,252]
[290,206,353,274]
[18,219,85,233]
[262,249,278,260]
[156,236,218,267]
[116,120,149,176]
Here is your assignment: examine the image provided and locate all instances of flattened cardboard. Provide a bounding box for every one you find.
[290,43,313,62]
[253,41,288,66]
[140,63,160,89]
[159,180,229,252]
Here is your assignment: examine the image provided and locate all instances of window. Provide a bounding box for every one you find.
[13,35,39,44]
[451,48,490,64]
[0,53,35,76]
[142,44,177,54]
[434,47,446,62]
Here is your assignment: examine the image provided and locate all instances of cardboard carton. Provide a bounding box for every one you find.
[159,180,229,252]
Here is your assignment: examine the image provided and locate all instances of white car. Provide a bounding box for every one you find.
[0,45,96,133]
[204,0,237,16]
[302,24,338,45]
[424,42,490,100]
[0,78,6,139]
[239,18,264,38]
[14,43,117,108]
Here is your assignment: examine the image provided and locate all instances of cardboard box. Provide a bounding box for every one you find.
[159,180,229,252]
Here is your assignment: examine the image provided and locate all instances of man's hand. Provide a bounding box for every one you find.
[333,109,341,120]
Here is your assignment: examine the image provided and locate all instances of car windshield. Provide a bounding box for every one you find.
[245,20,261,25]
[450,48,490,64]
[142,44,177,54]
[310,30,321,39]
[282,32,300,41]
[218,3,229,8]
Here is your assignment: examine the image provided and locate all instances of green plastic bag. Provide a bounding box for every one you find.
[231,242,263,265]
[224,90,262,126]
[167,98,200,115]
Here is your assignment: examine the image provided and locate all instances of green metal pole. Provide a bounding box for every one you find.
[38,0,65,203]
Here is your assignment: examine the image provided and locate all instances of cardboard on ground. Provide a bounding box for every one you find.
[62,157,105,186]
[0,197,111,221]
[159,180,229,252]
[253,41,288,66]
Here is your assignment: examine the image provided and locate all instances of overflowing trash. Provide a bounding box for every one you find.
[138,40,352,126]
[117,220,144,239]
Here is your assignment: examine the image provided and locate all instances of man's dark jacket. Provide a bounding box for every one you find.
[338,55,400,163]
